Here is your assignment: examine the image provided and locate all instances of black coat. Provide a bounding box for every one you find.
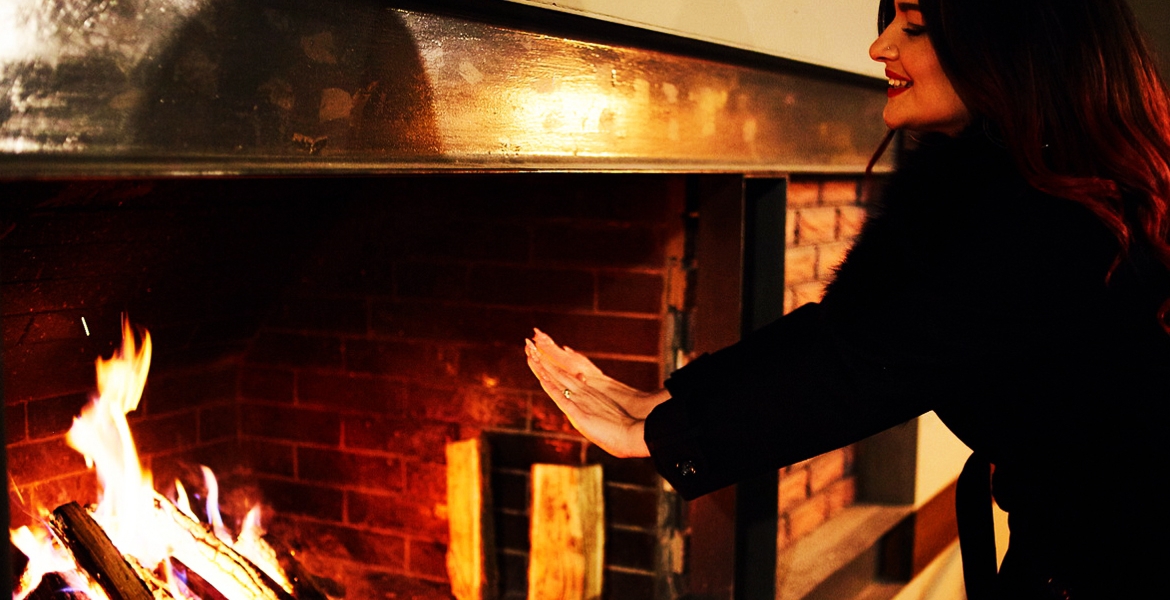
[644,131,1170,597]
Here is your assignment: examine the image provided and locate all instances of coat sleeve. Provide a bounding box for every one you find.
[643,135,1119,501]
[644,301,934,500]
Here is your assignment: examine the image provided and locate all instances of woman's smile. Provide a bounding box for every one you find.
[870,2,970,134]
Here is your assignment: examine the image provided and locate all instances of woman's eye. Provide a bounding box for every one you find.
[902,25,927,37]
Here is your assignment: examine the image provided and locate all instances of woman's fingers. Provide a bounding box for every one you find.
[532,329,603,380]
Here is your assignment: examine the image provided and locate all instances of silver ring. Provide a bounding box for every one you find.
[563,389,572,399]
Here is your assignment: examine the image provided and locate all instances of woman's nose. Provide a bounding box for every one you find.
[869,28,898,62]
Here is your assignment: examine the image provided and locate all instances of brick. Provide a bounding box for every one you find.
[825,477,857,517]
[298,447,403,492]
[792,281,828,307]
[821,180,860,206]
[417,386,528,431]
[256,478,345,521]
[408,538,449,579]
[606,485,659,529]
[2,313,30,346]
[267,295,367,334]
[796,207,838,246]
[488,432,584,471]
[597,272,664,314]
[237,439,295,478]
[809,449,847,494]
[239,403,341,446]
[345,338,456,380]
[238,366,294,404]
[372,302,662,357]
[787,494,829,542]
[785,246,817,285]
[606,528,656,571]
[348,490,447,539]
[533,223,666,269]
[3,340,98,402]
[21,311,88,344]
[838,206,868,240]
[406,461,448,507]
[144,364,238,415]
[468,265,595,310]
[778,468,810,512]
[361,571,452,600]
[25,472,99,518]
[786,180,820,208]
[394,262,468,301]
[26,393,89,440]
[198,404,235,442]
[783,287,796,316]
[817,242,853,281]
[785,210,797,247]
[342,416,458,463]
[246,332,343,369]
[459,343,535,390]
[7,401,27,443]
[283,519,406,569]
[531,394,575,435]
[392,219,530,263]
[298,371,406,414]
[7,438,89,486]
[132,411,200,455]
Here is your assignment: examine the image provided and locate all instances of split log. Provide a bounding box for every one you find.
[26,573,88,600]
[446,438,497,600]
[151,494,295,600]
[527,464,604,600]
[49,502,153,600]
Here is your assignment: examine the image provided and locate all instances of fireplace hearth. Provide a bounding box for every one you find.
[3,1,893,598]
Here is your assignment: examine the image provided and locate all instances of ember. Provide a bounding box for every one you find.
[10,319,297,600]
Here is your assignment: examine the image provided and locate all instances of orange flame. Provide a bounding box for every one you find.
[10,319,293,599]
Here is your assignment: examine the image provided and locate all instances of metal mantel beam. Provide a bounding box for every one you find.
[0,0,891,178]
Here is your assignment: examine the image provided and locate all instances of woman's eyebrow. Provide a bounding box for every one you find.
[896,2,922,12]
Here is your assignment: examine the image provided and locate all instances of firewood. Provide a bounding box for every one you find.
[445,438,497,600]
[26,572,89,600]
[527,464,604,600]
[150,494,295,600]
[49,502,154,600]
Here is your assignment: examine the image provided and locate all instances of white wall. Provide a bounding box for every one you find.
[507,0,885,78]
[510,0,1170,81]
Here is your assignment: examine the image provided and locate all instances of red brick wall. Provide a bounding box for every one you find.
[776,176,867,551]
[2,175,684,599]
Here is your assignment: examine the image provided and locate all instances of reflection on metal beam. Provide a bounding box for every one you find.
[0,0,891,177]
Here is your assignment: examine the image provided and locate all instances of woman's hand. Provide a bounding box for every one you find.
[524,329,669,458]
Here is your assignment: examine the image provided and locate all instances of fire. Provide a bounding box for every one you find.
[10,319,293,600]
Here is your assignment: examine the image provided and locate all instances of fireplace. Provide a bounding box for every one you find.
[2,1,902,599]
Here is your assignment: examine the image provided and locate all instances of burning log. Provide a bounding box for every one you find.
[49,502,154,600]
[527,464,604,600]
[445,438,497,600]
[151,494,295,600]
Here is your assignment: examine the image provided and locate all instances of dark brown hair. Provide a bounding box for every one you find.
[878,0,1170,329]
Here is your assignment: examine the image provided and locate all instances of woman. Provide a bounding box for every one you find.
[526,0,1170,597]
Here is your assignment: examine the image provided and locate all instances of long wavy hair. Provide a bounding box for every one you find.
[877,0,1170,330]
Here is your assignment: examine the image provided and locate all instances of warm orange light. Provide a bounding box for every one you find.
[10,319,293,600]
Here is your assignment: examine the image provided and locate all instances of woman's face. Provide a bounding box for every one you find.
[870,2,971,135]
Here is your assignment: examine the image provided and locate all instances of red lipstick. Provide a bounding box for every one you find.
[886,69,912,98]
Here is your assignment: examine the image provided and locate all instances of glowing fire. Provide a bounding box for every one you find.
[10,319,292,599]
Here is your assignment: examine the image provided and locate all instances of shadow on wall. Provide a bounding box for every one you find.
[134,0,442,156]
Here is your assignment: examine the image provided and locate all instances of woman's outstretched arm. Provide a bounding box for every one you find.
[524,328,669,458]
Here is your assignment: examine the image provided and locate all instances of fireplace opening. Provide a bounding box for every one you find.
[3,174,695,599]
